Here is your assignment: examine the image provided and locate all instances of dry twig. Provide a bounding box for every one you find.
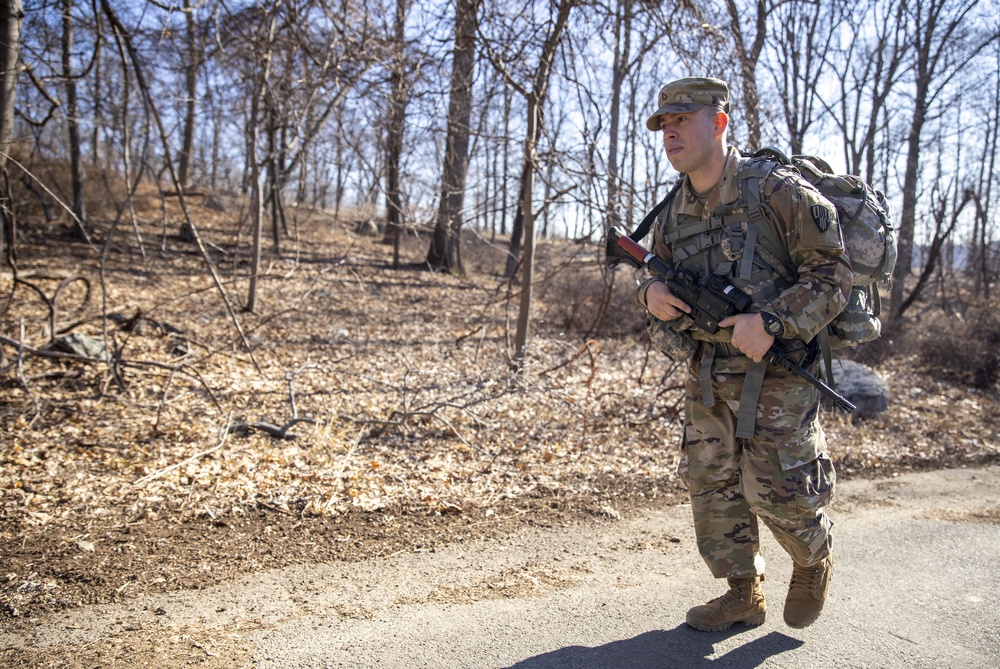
[133,413,234,487]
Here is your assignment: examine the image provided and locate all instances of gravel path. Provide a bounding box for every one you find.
[4,466,999,668]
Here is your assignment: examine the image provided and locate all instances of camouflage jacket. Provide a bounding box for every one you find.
[651,146,852,345]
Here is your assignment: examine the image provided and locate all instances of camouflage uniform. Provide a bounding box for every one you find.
[646,146,851,579]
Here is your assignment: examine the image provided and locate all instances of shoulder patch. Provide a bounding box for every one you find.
[810,203,832,232]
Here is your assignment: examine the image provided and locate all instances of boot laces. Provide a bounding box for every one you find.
[713,579,753,607]
[789,562,824,592]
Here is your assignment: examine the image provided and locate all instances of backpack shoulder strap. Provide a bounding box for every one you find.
[734,156,799,284]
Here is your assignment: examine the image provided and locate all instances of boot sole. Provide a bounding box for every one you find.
[686,611,766,632]
[784,610,821,629]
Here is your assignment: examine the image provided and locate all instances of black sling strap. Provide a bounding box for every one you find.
[627,178,684,243]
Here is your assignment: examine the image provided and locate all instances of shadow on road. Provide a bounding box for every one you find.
[505,626,804,669]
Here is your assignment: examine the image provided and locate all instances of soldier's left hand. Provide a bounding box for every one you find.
[719,313,774,363]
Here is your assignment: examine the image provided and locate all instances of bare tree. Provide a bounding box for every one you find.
[177,0,200,192]
[380,0,411,268]
[891,0,1000,321]
[246,8,278,313]
[765,0,843,155]
[62,0,87,237]
[820,0,909,184]
[584,0,668,335]
[724,0,770,151]
[427,0,480,274]
[483,0,577,282]
[482,0,577,365]
[604,0,633,234]
[0,0,22,270]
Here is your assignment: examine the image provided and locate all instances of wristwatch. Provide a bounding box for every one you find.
[760,311,784,338]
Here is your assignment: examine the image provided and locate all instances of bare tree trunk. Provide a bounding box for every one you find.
[266,104,281,253]
[61,0,88,239]
[0,0,22,269]
[427,0,479,273]
[177,0,198,191]
[889,0,990,321]
[509,0,577,365]
[381,0,409,269]
[247,110,263,312]
[208,82,220,190]
[724,0,768,150]
[892,85,927,319]
[499,84,511,238]
[512,97,539,368]
[503,162,529,278]
[91,11,103,167]
[334,108,346,221]
[247,12,277,313]
[604,0,631,234]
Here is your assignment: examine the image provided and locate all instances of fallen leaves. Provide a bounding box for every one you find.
[1,202,998,619]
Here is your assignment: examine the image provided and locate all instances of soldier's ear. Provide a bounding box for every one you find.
[714,110,729,138]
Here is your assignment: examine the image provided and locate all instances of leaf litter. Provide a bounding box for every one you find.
[0,198,997,625]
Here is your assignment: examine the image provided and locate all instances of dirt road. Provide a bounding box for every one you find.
[3,466,999,668]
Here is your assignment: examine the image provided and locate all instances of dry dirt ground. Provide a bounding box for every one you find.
[1,193,998,665]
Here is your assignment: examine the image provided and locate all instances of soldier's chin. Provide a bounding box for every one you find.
[666,154,688,173]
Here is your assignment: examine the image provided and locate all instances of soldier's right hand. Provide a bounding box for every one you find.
[645,280,692,322]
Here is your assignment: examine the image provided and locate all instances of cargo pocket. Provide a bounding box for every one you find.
[745,424,834,520]
[790,453,836,515]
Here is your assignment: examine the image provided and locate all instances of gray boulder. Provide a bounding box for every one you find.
[830,358,891,417]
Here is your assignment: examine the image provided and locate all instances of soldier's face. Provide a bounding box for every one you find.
[659,108,723,174]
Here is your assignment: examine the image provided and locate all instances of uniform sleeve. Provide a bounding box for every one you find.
[763,171,852,342]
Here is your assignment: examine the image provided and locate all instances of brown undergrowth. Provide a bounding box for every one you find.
[1,193,997,621]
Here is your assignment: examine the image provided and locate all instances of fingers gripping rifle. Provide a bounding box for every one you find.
[607,226,856,414]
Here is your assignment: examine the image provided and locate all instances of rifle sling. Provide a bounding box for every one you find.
[628,179,683,243]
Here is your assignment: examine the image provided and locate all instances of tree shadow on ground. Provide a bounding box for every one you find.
[505,626,804,669]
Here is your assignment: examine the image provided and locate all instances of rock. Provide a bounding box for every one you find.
[202,195,226,212]
[830,358,891,418]
[53,334,110,362]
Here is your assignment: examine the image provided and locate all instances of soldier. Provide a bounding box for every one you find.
[637,77,851,631]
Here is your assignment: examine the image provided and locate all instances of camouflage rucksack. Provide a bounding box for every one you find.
[747,148,897,351]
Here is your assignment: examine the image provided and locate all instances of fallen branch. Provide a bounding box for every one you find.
[324,429,365,510]
[0,334,226,416]
[233,418,317,440]
[133,413,233,487]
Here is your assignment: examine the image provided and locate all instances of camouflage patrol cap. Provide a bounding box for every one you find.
[645,77,730,131]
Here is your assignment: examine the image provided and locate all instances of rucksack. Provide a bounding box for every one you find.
[747,148,897,352]
[618,147,897,390]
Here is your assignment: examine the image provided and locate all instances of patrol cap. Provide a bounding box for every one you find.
[645,77,730,131]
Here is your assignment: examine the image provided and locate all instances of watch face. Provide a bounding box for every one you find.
[763,314,782,336]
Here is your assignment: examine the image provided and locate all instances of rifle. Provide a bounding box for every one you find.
[607,226,856,414]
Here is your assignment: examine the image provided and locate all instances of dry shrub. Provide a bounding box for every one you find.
[5,147,130,228]
[917,302,1000,389]
[457,230,509,276]
[533,240,645,337]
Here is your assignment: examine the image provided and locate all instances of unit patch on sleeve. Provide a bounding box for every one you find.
[810,204,832,232]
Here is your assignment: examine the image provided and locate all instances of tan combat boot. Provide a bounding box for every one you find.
[784,552,833,629]
[685,576,766,632]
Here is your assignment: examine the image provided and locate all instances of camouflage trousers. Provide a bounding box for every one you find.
[679,344,836,579]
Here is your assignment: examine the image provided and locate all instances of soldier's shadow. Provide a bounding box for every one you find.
[504,626,804,669]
